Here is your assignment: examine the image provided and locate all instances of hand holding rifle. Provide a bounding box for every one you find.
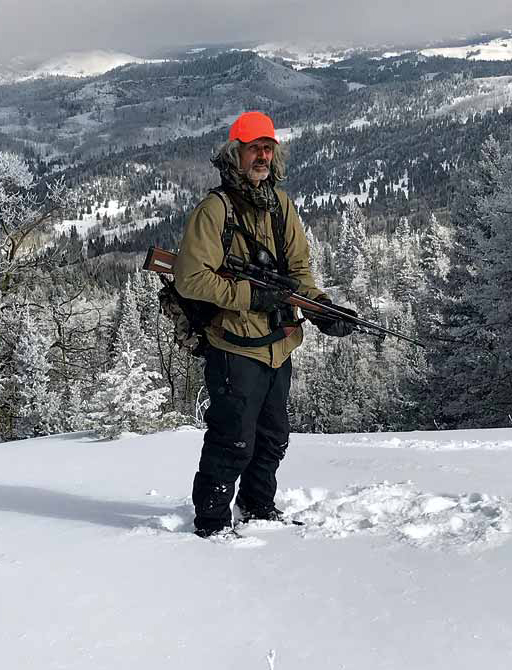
[250,286,293,313]
[303,297,357,338]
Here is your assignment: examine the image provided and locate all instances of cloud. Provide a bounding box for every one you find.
[0,0,511,63]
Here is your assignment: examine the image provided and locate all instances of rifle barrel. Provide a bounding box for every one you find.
[286,293,425,348]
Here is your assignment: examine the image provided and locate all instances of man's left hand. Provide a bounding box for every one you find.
[307,297,358,337]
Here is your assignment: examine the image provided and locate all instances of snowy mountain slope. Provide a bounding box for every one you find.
[431,75,512,118]
[2,427,512,669]
[0,50,325,160]
[18,50,165,80]
[53,182,192,242]
[3,31,512,86]
[0,60,32,85]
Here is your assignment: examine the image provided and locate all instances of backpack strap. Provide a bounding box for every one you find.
[270,190,289,275]
[209,188,237,258]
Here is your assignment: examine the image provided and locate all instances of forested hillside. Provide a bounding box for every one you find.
[1,43,512,441]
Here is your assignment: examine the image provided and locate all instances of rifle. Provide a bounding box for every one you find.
[143,246,425,349]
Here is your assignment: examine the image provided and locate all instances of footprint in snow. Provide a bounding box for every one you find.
[277,483,512,550]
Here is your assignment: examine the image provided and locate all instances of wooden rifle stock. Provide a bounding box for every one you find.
[143,246,177,273]
[143,246,425,348]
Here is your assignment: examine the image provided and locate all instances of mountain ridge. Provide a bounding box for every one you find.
[3,29,512,85]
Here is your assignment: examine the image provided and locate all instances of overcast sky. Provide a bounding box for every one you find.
[1,0,511,64]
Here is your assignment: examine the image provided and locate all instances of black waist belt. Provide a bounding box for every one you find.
[221,321,304,348]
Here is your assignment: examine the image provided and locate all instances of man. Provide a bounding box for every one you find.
[173,111,354,538]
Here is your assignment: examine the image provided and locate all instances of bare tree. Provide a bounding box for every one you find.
[0,151,72,295]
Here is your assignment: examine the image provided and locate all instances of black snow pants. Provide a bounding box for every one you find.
[192,346,292,533]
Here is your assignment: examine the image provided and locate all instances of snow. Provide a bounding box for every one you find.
[275,127,304,143]
[19,50,166,80]
[275,123,332,143]
[295,172,409,209]
[140,188,182,207]
[54,199,126,238]
[295,190,368,208]
[54,184,191,242]
[421,37,512,61]
[379,51,408,59]
[422,72,440,81]
[346,81,367,91]
[346,116,371,130]
[2,426,512,669]
[432,76,512,119]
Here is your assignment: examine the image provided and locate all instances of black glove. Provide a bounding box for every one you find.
[250,287,290,313]
[308,297,358,337]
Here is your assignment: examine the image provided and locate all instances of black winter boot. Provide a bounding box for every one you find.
[194,526,242,540]
[235,494,284,523]
[192,472,235,534]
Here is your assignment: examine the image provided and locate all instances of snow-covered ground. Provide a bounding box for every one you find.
[420,37,512,61]
[2,426,512,669]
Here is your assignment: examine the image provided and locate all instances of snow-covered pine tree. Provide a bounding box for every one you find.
[391,252,420,306]
[419,213,446,289]
[380,303,430,430]
[334,202,369,299]
[333,211,348,286]
[394,216,411,251]
[111,275,149,365]
[317,339,380,433]
[131,268,164,374]
[3,309,61,439]
[288,319,329,432]
[61,380,87,433]
[434,136,512,426]
[461,140,512,422]
[131,269,160,341]
[414,212,450,344]
[84,343,171,439]
[419,214,445,279]
[305,227,325,288]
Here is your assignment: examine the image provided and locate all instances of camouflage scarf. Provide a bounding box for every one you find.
[211,154,279,213]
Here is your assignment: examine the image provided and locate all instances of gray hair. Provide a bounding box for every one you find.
[214,139,287,182]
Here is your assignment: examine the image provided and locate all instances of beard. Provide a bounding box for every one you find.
[246,161,270,184]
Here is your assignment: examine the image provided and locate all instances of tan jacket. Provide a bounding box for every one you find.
[173,187,326,368]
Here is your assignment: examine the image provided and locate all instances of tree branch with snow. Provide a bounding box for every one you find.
[0,151,73,295]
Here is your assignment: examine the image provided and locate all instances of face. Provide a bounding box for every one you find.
[238,137,275,186]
